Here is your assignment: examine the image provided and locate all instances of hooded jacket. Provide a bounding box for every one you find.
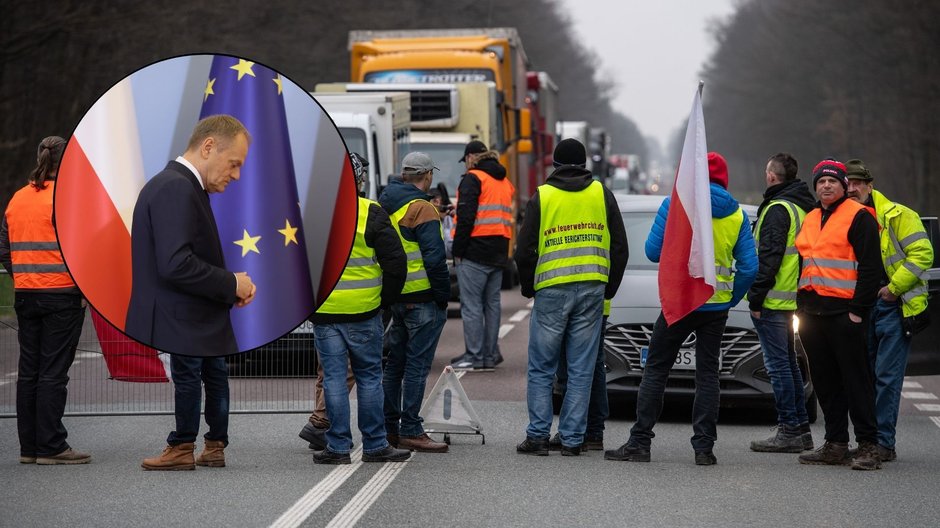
[452,157,510,267]
[747,179,816,311]
[515,165,629,299]
[646,182,758,312]
[378,178,450,306]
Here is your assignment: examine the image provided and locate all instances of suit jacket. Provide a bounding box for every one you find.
[125,160,238,356]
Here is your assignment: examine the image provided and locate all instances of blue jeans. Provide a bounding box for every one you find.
[315,315,388,454]
[167,355,229,446]
[868,298,911,449]
[457,259,503,366]
[384,302,447,436]
[629,310,728,452]
[526,282,605,447]
[556,316,609,438]
[751,309,808,426]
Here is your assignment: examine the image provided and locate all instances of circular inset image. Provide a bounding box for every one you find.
[54,54,357,357]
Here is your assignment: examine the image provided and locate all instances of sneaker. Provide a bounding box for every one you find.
[798,441,851,466]
[694,451,717,465]
[399,433,448,453]
[851,442,882,471]
[876,444,897,462]
[451,359,478,371]
[798,422,815,451]
[516,437,549,456]
[449,354,472,366]
[749,425,804,453]
[560,444,581,456]
[362,445,412,463]
[604,442,651,462]
[35,448,91,466]
[313,448,351,465]
[299,423,327,451]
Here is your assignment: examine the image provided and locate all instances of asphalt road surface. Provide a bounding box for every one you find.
[3,287,940,527]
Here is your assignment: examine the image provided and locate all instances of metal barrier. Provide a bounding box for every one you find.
[0,272,317,417]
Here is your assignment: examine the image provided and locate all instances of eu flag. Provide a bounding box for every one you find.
[199,55,314,351]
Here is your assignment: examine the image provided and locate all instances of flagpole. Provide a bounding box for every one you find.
[698,80,704,96]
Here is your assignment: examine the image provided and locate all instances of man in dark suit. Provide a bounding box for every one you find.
[132,115,256,471]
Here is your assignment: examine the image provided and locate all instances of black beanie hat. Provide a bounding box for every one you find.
[812,158,848,191]
[553,138,586,167]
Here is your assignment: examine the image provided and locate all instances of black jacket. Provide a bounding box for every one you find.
[796,195,882,316]
[452,158,510,267]
[747,179,816,311]
[311,201,406,324]
[514,165,628,299]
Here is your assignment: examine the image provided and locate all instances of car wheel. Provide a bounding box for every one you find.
[805,392,818,424]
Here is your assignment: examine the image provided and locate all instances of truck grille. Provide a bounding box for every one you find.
[409,89,456,123]
[605,323,762,375]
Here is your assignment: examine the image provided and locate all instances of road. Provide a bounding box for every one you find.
[2,286,940,527]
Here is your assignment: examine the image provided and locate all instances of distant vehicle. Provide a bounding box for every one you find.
[556,121,592,174]
[554,194,817,421]
[524,71,559,210]
[909,215,940,375]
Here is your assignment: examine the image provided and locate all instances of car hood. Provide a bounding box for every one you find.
[609,270,751,324]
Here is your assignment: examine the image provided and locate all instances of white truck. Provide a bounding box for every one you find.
[556,121,593,175]
[310,88,412,200]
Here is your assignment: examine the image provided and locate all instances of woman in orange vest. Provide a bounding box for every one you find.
[0,136,90,465]
[794,159,881,471]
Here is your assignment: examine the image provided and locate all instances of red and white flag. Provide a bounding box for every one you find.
[659,84,715,325]
[56,78,168,382]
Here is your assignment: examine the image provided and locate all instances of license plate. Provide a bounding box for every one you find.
[640,347,696,370]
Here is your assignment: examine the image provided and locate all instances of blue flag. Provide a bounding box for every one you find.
[199,55,314,351]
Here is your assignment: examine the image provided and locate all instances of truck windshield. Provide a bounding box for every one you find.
[339,128,367,161]
[410,143,464,200]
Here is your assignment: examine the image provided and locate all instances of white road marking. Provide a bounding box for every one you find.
[914,403,940,412]
[903,380,923,389]
[498,324,515,339]
[901,391,938,400]
[0,380,13,386]
[75,352,99,359]
[455,371,466,380]
[5,371,18,377]
[268,447,364,528]
[931,416,940,430]
[526,300,534,308]
[508,309,530,323]
[325,459,410,528]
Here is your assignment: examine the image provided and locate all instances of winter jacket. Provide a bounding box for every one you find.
[515,165,628,299]
[378,179,450,306]
[646,182,758,311]
[747,179,816,311]
[452,158,511,267]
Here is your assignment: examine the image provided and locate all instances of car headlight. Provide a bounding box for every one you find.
[792,315,800,333]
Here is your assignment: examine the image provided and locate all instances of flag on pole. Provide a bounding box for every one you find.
[56,78,166,382]
[198,56,315,351]
[659,83,715,325]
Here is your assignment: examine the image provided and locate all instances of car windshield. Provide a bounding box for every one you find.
[622,211,658,271]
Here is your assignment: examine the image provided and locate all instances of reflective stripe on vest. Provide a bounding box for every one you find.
[754,199,806,310]
[535,181,611,290]
[5,182,76,290]
[453,169,515,239]
[795,199,868,299]
[389,198,439,294]
[317,197,383,315]
[707,206,745,304]
[873,190,932,317]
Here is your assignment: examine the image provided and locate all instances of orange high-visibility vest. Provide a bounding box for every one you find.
[5,182,76,291]
[795,198,870,299]
[454,169,515,239]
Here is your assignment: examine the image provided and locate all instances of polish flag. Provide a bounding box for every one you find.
[56,78,168,382]
[659,84,715,325]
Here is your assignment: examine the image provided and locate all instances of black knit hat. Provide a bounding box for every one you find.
[553,138,586,167]
[812,158,848,190]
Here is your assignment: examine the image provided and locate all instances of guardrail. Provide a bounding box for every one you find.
[0,271,317,417]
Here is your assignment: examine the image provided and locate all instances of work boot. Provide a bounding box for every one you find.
[387,433,400,448]
[797,441,850,466]
[749,425,804,453]
[141,443,195,471]
[876,444,897,462]
[560,444,581,456]
[195,440,225,468]
[516,437,549,456]
[584,435,604,451]
[362,445,412,463]
[398,433,448,453]
[299,423,327,450]
[313,448,351,465]
[604,442,651,462]
[694,451,718,466]
[799,422,815,451]
[36,448,91,465]
[548,432,565,451]
[851,442,883,471]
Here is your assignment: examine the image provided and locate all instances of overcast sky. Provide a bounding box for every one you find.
[558,0,736,150]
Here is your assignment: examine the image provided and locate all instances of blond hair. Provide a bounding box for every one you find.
[186,115,251,152]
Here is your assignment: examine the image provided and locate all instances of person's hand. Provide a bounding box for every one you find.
[848,312,862,323]
[878,286,898,302]
[750,310,761,320]
[235,272,256,307]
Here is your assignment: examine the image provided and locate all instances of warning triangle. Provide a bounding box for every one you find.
[419,365,483,435]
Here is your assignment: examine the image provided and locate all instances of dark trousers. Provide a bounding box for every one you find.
[629,309,728,452]
[15,292,85,457]
[166,354,230,446]
[556,316,610,438]
[798,312,877,444]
